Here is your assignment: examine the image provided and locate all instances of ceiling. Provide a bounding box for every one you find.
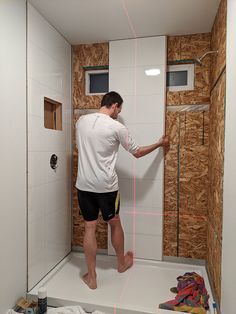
[28,0,220,45]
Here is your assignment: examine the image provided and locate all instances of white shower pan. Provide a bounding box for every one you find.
[27,252,215,314]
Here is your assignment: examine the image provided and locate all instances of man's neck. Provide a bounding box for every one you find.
[99,107,111,116]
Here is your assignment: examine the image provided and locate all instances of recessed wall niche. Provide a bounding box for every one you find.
[44,97,62,130]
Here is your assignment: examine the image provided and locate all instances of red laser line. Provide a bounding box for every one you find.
[120,0,137,38]
[123,210,207,221]
[111,2,138,313]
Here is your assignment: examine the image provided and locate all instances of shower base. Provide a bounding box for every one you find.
[27,252,214,314]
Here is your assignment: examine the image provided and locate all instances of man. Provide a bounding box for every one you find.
[76,91,168,289]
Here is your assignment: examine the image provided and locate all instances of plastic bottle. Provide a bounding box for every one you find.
[38,287,47,314]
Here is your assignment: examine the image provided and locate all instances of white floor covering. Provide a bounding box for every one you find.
[28,252,215,314]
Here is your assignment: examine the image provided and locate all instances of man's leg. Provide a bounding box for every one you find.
[83,220,97,289]
[108,215,133,272]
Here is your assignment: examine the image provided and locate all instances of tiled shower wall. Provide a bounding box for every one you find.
[207,0,226,304]
[108,37,166,260]
[27,4,72,290]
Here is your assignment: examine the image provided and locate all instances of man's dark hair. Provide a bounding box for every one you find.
[101,91,123,108]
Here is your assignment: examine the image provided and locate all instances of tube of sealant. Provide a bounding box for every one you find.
[38,287,47,314]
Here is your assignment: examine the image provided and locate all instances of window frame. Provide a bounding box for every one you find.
[167,64,195,91]
[85,69,109,96]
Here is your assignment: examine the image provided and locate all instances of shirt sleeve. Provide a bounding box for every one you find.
[116,125,140,154]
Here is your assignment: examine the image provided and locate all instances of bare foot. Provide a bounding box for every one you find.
[118,251,134,273]
[82,273,97,289]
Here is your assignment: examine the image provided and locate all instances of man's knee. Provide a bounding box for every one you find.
[108,215,120,226]
[84,220,97,230]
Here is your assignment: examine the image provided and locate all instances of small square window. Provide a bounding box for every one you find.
[85,69,109,95]
[44,97,62,131]
[167,64,194,91]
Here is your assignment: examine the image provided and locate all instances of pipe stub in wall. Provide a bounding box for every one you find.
[50,154,58,170]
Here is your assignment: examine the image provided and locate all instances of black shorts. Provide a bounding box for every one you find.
[77,189,120,222]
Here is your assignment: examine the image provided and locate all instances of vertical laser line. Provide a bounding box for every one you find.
[112,2,138,311]
[120,0,138,256]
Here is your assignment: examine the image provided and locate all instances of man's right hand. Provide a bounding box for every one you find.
[158,135,169,149]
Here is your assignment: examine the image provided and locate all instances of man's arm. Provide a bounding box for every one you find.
[133,135,169,159]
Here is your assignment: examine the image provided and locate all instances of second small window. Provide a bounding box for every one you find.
[167,64,194,91]
[85,69,109,95]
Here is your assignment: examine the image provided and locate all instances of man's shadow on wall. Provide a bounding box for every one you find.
[117,115,163,203]
[116,149,163,204]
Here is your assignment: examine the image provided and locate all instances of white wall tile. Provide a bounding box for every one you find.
[125,234,163,260]
[109,39,135,68]
[44,207,66,271]
[28,115,43,152]
[109,65,165,96]
[28,185,45,223]
[28,152,47,187]
[28,4,71,290]
[45,180,67,214]
[28,79,44,118]
[28,217,45,288]
[136,36,166,66]
[136,65,165,95]
[118,178,163,209]
[0,2,27,308]
[28,5,71,67]
[125,122,164,146]
[109,37,166,68]
[109,66,135,96]
[117,147,163,180]
[28,42,64,94]
[109,36,166,260]
[120,207,163,236]
[119,94,165,125]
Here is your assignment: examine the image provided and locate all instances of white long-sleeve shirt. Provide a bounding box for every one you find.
[75,113,139,192]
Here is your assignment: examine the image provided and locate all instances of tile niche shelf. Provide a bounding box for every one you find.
[44,97,62,131]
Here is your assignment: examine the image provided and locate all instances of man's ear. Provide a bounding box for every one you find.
[111,103,118,109]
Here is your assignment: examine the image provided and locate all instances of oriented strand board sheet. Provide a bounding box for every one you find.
[206,0,226,300]
[72,42,109,248]
[164,109,209,259]
[167,33,211,106]
[178,213,207,259]
[163,211,178,256]
[208,72,225,243]
[207,224,222,304]
[73,43,109,109]
[211,0,227,88]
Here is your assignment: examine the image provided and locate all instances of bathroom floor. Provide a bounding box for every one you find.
[28,252,214,314]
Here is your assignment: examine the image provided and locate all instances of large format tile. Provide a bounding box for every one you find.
[119,94,165,126]
[109,65,165,96]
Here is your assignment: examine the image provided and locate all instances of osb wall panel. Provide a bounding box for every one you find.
[72,43,109,249]
[163,211,178,256]
[178,213,207,259]
[167,33,211,106]
[211,0,226,88]
[179,112,209,146]
[164,33,211,258]
[72,42,109,251]
[207,224,222,303]
[207,0,226,303]
[179,146,208,216]
[207,72,225,254]
[73,43,109,109]
[164,111,209,258]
